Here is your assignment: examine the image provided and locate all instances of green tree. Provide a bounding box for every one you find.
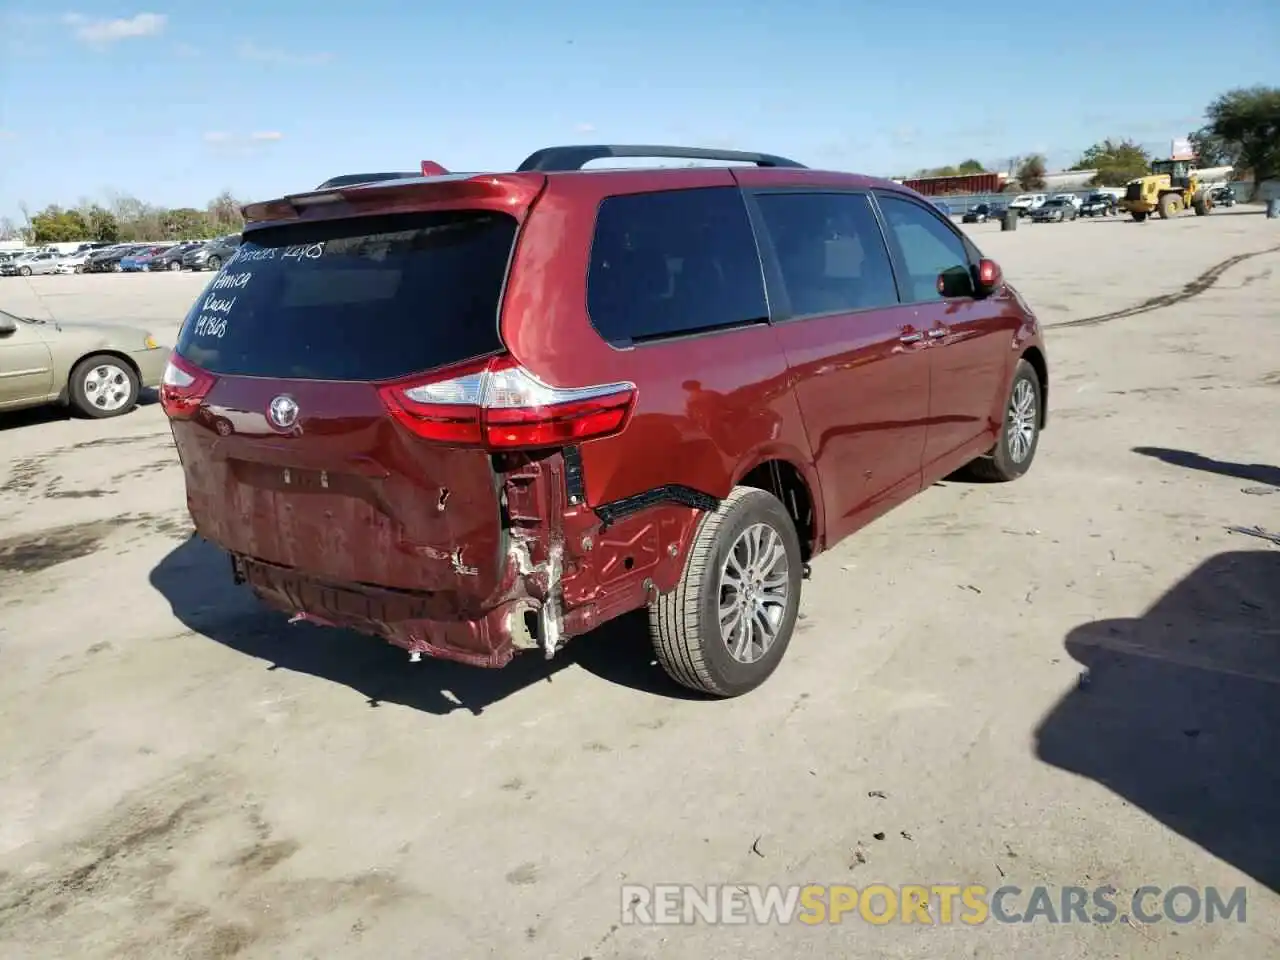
[29,206,90,243]
[1204,86,1280,195]
[1071,138,1151,186]
[83,205,120,242]
[1187,127,1238,168]
[1016,154,1047,190]
[957,158,986,174]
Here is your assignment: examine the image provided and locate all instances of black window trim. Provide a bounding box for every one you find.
[584,184,774,351]
[741,186,906,325]
[870,189,981,306]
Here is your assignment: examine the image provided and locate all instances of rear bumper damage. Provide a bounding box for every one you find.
[223,455,712,669]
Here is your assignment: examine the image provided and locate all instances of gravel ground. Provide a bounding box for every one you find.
[1,207,1278,959]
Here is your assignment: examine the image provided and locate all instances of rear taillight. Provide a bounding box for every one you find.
[377,355,636,450]
[159,353,216,419]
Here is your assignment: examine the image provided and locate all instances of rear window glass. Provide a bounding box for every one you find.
[175,210,515,381]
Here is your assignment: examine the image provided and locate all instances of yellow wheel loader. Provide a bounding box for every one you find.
[1119,159,1213,222]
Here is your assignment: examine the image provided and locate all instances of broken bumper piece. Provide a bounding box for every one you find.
[236,555,543,668]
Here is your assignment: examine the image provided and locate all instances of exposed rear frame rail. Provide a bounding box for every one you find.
[516,144,808,172]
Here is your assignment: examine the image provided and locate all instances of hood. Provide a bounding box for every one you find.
[45,318,158,344]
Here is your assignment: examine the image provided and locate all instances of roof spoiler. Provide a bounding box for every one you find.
[311,161,449,191]
[515,144,807,172]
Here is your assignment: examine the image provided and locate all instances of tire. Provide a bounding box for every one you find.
[168,260,182,271]
[68,354,140,419]
[1193,191,1210,216]
[19,266,31,276]
[1131,211,1147,222]
[112,262,122,272]
[961,359,1042,482]
[1158,194,1180,219]
[206,255,222,271]
[650,487,803,697]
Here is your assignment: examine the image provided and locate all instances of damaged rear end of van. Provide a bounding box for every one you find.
[161,172,640,667]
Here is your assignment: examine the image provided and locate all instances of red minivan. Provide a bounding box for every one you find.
[161,144,1049,698]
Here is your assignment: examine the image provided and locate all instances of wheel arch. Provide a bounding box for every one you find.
[732,454,823,562]
[1019,345,1048,429]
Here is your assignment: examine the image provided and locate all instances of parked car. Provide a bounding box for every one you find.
[54,250,96,274]
[0,250,62,277]
[182,234,241,271]
[120,245,174,272]
[0,308,168,418]
[1030,198,1078,222]
[1052,193,1083,209]
[931,199,953,217]
[1210,185,1236,207]
[148,241,204,272]
[961,203,994,223]
[1008,193,1047,217]
[85,244,148,273]
[160,143,1049,697]
[1079,192,1118,217]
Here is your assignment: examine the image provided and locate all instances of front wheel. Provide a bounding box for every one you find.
[168,260,182,271]
[68,354,140,418]
[206,256,221,271]
[1131,211,1147,222]
[961,359,1042,482]
[650,487,803,697]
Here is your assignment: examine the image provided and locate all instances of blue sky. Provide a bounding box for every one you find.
[0,0,1276,222]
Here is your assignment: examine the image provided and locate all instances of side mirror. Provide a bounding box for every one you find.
[0,314,16,337]
[973,258,1003,297]
[936,265,975,299]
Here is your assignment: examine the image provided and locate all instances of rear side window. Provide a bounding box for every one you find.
[587,186,768,345]
[876,195,974,303]
[175,210,515,381]
[753,192,899,316]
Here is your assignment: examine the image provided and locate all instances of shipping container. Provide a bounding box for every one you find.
[900,171,1006,196]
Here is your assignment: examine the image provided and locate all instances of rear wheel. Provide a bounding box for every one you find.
[68,354,140,419]
[168,260,182,271]
[1193,191,1211,216]
[206,255,222,271]
[961,359,1042,482]
[650,487,803,697]
[19,266,31,276]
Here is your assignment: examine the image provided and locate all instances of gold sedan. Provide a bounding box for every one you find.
[0,308,169,419]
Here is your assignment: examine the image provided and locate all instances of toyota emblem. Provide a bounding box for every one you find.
[268,395,299,429]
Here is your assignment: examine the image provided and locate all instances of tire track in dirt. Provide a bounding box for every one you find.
[1050,243,1280,329]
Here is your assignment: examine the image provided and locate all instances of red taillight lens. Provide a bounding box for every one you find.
[377,355,636,450]
[159,353,216,419]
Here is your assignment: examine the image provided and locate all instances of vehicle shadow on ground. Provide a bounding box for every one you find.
[1034,549,1280,894]
[0,388,160,432]
[149,534,706,715]
[1132,445,1280,488]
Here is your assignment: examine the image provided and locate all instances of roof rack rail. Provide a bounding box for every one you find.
[515,144,807,173]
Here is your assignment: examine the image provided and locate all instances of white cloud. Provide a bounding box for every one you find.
[575,122,596,134]
[236,41,332,66]
[250,131,284,141]
[62,12,167,46]
[203,131,232,143]
[203,131,285,154]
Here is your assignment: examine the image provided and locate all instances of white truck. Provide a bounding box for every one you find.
[1008,193,1047,217]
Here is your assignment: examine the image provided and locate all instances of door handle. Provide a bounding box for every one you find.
[927,328,948,339]
[899,332,923,344]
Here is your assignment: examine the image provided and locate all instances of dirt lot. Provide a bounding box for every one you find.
[2,210,1279,959]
